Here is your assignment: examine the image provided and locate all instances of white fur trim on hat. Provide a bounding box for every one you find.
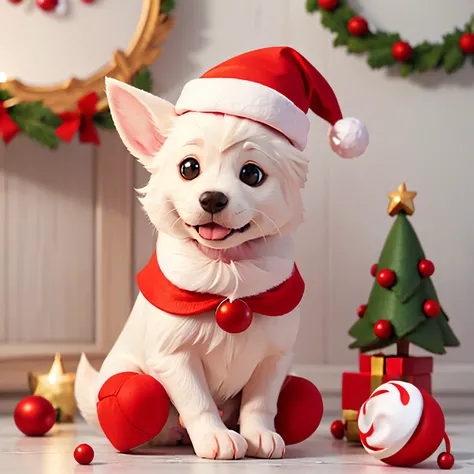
[175,78,310,151]
[329,117,369,158]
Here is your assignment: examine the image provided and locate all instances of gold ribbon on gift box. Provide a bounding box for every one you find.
[369,354,411,392]
[342,409,360,442]
[370,355,385,392]
[342,409,358,422]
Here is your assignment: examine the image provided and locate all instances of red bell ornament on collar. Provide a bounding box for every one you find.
[137,252,305,334]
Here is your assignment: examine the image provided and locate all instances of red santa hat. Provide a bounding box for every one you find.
[175,46,369,158]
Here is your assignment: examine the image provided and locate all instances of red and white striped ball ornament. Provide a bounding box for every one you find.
[358,381,454,469]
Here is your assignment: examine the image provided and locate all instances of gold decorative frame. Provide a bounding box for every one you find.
[0,0,174,113]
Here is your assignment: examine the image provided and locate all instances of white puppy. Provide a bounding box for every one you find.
[75,46,367,461]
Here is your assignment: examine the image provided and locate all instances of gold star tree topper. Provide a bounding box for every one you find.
[387,182,417,217]
[28,353,76,422]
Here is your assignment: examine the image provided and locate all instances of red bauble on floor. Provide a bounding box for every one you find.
[348,17,369,36]
[215,299,253,333]
[36,0,58,11]
[14,396,57,436]
[418,259,435,277]
[318,0,338,11]
[392,41,413,61]
[424,300,441,318]
[374,320,393,339]
[357,304,367,318]
[382,388,446,467]
[8,0,24,4]
[459,32,474,54]
[74,444,94,465]
[438,452,455,470]
[377,268,396,288]
[330,420,345,439]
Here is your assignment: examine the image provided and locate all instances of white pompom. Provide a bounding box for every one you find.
[328,117,369,158]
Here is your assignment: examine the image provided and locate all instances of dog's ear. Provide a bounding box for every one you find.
[105,77,176,168]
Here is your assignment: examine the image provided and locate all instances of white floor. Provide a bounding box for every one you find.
[1,414,473,473]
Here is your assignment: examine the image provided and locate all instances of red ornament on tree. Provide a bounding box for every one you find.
[215,299,253,333]
[14,396,57,436]
[317,0,338,11]
[424,300,441,318]
[377,269,396,288]
[330,419,345,439]
[459,32,474,54]
[418,259,435,278]
[348,17,369,37]
[36,0,58,11]
[370,263,378,277]
[438,452,455,470]
[392,41,413,62]
[357,304,367,318]
[374,320,393,339]
[74,444,94,465]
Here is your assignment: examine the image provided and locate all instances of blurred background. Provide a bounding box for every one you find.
[0,0,473,414]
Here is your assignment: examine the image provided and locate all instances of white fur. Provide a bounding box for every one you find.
[75,78,310,460]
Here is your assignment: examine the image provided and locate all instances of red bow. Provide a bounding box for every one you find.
[0,101,20,144]
[56,92,100,145]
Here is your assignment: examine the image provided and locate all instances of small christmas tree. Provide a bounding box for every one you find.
[349,182,460,356]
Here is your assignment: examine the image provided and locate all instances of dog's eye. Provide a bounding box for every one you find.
[179,157,200,180]
[240,163,265,187]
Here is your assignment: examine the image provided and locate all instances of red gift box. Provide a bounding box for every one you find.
[342,372,432,411]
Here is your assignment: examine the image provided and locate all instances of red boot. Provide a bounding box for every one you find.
[97,372,170,452]
[275,375,324,445]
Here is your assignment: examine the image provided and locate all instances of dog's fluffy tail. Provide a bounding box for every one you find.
[75,353,101,432]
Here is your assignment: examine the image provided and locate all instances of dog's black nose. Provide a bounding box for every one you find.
[199,191,229,214]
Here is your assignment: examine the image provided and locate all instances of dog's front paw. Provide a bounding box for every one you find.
[241,429,285,459]
[240,418,285,459]
[190,428,248,460]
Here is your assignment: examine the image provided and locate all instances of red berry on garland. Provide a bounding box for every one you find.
[423,300,441,318]
[370,263,378,277]
[459,32,474,54]
[36,0,58,11]
[330,420,345,440]
[418,259,435,277]
[348,17,369,37]
[374,320,393,339]
[74,444,94,465]
[392,41,413,62]
[377,269,396,288]
[215,299,253,333]
[438,452,455,470]
[14,396,56,436]
[317,0,338,11]
[357,304,367,318]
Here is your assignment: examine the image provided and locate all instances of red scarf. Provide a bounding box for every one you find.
[137,251,305,316]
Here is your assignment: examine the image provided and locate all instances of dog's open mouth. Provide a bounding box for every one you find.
[188,222,250,241]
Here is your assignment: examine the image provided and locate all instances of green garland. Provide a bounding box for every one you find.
[306,0,474,77]
[0,0,175,149]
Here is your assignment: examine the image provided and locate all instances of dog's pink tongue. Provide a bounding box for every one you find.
[198,223,232,240]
